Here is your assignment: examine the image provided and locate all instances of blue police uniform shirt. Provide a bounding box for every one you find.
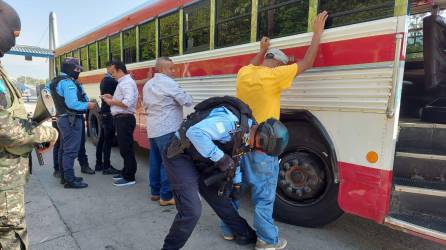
[55,73,89,112]
[185,106,253,184]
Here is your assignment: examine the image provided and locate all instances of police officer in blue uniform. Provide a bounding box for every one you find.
[50,58,97,188]
[161,96,289,250]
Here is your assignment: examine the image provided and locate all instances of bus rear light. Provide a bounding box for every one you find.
[366,151,379,163]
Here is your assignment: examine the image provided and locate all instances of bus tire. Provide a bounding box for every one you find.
[87,108,102,146]
[273,121,343,227]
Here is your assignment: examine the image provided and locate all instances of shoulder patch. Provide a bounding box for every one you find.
[215,122,226,134]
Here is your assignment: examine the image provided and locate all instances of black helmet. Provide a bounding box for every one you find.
[0,1,21,57]
[256,118,289,156]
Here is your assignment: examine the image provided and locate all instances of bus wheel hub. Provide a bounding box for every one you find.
[279,152,326,202]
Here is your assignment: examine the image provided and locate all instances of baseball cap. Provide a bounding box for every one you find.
[265,48,289,64]
[62,57,83,70]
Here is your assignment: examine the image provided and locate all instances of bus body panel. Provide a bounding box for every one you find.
[74,10,408,224]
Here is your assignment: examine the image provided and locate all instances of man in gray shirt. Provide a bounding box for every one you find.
[103,60,139,187]
[143,57,192,206]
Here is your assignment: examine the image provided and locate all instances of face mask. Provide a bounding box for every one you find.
[72,71,80,80]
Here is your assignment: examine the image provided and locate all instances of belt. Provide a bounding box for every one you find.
[113,113,134,118]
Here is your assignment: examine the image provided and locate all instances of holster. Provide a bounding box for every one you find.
[68,114,76,127]
[166,135,191,159]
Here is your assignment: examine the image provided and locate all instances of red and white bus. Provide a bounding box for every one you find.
[54,0,446,244]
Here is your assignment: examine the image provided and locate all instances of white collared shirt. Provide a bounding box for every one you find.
[111,74,138,116]
[142,73,192,138]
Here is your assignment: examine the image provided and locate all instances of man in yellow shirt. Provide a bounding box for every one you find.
[236,11,328,250]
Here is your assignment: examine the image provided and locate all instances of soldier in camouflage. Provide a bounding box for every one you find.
[0,1,59,249]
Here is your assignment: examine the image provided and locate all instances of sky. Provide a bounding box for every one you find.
[2,0,153,80]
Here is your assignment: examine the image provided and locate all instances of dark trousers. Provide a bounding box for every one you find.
[162,152,256,250]
[114,114,137,181]
[77,115,89,167]
[96,113,115,169]
[52,120,60,171]
[57,116,83,182]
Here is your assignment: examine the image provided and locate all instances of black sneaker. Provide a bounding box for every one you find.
[103,166,121,175]
[95,163,103,171]
[113,179,135,187]
[112,174,123,181]
[81,165,95,175]
[64,180,88,189]
[61,176,83,185]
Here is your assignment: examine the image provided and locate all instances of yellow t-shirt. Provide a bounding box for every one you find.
[236,64,298,123]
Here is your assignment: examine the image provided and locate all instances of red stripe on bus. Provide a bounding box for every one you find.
[338,161,392,223]
[78,33,397,84]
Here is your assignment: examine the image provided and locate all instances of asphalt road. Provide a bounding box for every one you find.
[24,136,446,250]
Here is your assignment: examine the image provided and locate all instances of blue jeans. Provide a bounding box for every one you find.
[242,151,279,245]
[57,116,83,182]
[148,132,174,200]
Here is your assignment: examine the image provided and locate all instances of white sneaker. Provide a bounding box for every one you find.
[255,238,287,250]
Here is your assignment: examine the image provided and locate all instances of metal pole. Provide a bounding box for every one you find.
[49,12,59,79]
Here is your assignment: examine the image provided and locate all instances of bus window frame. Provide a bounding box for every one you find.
[183,0,211,54]
[256,0,309,41]
[215,0,252,49]
[122,26,138,64]
[159,10,180,57]
[109,33,122,62]
[318,0,396,29]
[88,42,98,71]
[80,46,89,72]
[138,19,157,62]
[97,38,109,69]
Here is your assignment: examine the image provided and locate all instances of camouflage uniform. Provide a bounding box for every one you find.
[0,65,58,250]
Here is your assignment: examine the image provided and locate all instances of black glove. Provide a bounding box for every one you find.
[216,154,235,172]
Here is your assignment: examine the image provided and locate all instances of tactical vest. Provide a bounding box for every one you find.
[50,75,87,116]
[0,65,33,156]
[176,96,255,171]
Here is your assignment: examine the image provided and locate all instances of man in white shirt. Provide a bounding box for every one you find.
[143,57,192,206]
[102,60,139,187]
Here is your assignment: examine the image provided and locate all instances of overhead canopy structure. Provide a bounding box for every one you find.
[6,45,54,59]
[412,0,446,14]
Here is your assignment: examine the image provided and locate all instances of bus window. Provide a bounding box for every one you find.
[407,13,428,61]
[98,38,108,68]
[159,12,179,57]
[60,54,65,70]
[89,43,98,70]
[139,20,156,61]
[184,0,210,54]
[55,56,60,75]
[80,46,89,71]
[110,33,121,62]
[257,0,309,40]
[216,0,251,48]
[73,49,80,61]
[123,27,137,64]
[319,0,394,28]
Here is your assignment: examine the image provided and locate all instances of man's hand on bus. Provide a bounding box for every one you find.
[260,37,270,53]
[313,11,328,38]
[297,11,328,75]
[250,37,270,66]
